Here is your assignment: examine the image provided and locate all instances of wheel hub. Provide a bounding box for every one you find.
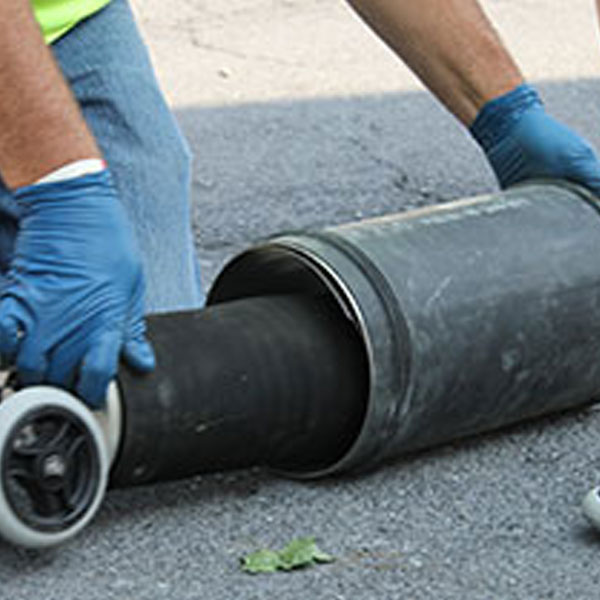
[2,406,101,533]
[38,452,68,491]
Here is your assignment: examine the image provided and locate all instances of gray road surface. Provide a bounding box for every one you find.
[2,2,600,599]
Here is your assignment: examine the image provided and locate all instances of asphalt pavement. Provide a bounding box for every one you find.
[2,2,600,599]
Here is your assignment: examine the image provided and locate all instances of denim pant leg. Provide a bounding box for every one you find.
[50,0,204,313]
[0,195,20,287]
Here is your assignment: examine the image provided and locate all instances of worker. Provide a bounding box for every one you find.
[0,0,598,409]
[0,1,201,408]
[346,0,600,193]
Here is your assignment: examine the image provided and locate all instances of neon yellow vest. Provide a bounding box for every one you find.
[32,0,111,44]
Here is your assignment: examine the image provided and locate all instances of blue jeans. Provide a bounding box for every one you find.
[0,0,204,313]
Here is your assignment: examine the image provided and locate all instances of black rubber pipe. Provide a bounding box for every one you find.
[111,294,368,487]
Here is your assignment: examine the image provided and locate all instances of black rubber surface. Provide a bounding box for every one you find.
[111,294,368,487]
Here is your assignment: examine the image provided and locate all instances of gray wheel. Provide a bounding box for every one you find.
[0,387,108,548]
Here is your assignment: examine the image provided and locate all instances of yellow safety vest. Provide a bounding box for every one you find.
[32,0,111,44]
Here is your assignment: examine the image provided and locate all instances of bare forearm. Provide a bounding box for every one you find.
[0,2,101,189]
[347,0,524,124]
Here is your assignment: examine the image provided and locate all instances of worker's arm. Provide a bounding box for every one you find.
[0,2,101,187]
[347,0,600,195]
[0,1,155,407]
[346,0,523,125]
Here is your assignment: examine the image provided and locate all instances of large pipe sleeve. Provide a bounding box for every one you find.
[112,182,600,486]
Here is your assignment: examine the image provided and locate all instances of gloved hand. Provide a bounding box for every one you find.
[470,83,600,196]
[0,169,155,408]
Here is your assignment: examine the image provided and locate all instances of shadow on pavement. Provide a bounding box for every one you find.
[175,78,600,286]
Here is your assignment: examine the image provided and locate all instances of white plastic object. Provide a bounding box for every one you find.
[93,380,123,465]
[582,486,600,530]
[0,387,109,548]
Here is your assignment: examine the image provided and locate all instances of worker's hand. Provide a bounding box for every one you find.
[0,169,155,408]
[470,84,600,196]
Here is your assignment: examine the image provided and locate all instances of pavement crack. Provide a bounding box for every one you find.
[186,36,307,68]
[347,134,447,204]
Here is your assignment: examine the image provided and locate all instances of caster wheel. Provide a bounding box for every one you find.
[582,486,600,531]
[0,386,109,548]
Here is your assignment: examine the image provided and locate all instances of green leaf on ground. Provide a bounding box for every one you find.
[242,537,335,574]
[242,549,283,574]
[279,537,334,570]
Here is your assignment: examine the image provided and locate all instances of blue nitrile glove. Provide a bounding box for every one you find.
[0,169,155,408]
[470,83,600,196]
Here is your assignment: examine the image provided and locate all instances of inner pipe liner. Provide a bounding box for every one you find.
[111,294,368,487]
